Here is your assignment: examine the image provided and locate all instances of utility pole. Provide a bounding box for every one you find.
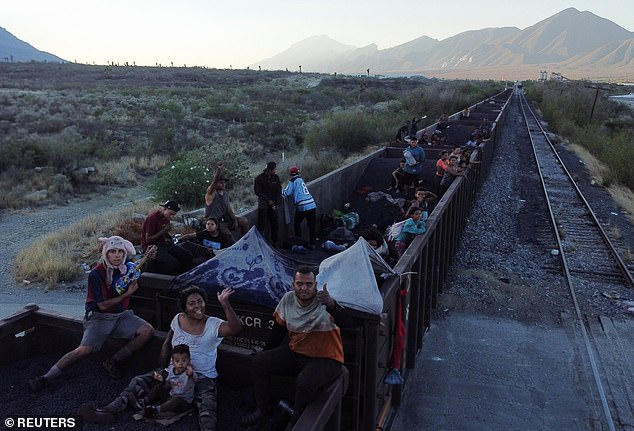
[586,83,613,122]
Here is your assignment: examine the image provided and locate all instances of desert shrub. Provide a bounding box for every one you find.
[0,64,505,209]
[304,109,387,156]
[88,159,138,185]
[600,131,634,189]
[136,154,170,175]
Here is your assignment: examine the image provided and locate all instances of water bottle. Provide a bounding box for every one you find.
[323,240,346,252]
[277,399,294,417]
[291,245,307,254]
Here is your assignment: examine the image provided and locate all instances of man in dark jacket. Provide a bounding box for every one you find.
[254,161,282,246]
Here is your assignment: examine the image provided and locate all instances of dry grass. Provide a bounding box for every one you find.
[566,143,610,184]
[1,156,169,210]
[566,142,634,224]
[90,155,169,185]
[14,201,155,288]
[607,184,634,224]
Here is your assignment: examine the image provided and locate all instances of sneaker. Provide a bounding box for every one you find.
[102,359,124,379]
[127,393,144,411]
[28,376,48,393]
[143,405,157,418]
[240,409,266,426]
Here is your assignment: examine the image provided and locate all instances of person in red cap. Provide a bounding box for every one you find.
[282,166,317,247]
[28,236,155,392]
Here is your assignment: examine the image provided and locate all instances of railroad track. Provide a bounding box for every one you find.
[519,93,633,289]
[519,90,634,431]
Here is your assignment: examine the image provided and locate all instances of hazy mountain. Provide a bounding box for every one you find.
[253,8,634,80]
[0,27,65,63]
[256,35,356,72]
[503,7,633,63]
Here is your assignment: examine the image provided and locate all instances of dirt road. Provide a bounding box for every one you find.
[0,185,152,318]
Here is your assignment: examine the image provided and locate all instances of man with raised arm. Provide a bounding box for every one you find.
[241,266,353,430]
[204,161,249,238]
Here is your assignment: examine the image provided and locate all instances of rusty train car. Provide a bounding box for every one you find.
[0,88,513,431]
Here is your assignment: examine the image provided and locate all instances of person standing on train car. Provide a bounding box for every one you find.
[282,166,317,248]
[241,266,353,430]
[254,161,282,247]
[402,135,425,196]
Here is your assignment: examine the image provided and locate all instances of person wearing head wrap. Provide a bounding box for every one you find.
[282,166,317,247]
[254,161,282,246]
[28,236,155,393]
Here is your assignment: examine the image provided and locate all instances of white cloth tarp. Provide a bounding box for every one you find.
[316,238,396,315]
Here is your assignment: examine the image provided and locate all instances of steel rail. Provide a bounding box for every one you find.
[521,92,633,288]
[519,91,617,431]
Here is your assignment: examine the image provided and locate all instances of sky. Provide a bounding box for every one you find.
[3,1,634,69]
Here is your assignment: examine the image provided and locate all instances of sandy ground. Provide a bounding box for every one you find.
[0,185,152,319]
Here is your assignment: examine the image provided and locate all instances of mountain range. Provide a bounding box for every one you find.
[252,8,634,81]
[1,8,633,80]
[0,27,65,63]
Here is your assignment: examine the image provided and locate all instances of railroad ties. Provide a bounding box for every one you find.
[519,94,633,288]
[520,92,634,431]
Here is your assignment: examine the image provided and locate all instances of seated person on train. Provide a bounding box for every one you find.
[178,217,235,265]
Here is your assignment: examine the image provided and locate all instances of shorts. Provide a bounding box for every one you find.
[81,309,149,351]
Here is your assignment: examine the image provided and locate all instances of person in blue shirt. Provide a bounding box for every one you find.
[282,166,317,247]
[394,208,426,257]
[402,136,426,196]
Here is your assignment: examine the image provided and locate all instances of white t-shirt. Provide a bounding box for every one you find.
[170,313,223,378]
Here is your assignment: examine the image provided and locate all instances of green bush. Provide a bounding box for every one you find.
[151,140,252,207]
[304,110,390,156]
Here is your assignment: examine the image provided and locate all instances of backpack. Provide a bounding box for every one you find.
[387,219,407,242]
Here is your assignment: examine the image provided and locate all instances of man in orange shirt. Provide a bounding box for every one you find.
[435,150,449,195]
[241,267,352,430]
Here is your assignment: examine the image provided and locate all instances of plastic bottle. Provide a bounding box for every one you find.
[323,240,346,252]
[291,245,307,254]
[277,399,294,416]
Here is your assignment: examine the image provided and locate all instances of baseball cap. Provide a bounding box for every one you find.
[289,166,300,175]
[160,200,181,212]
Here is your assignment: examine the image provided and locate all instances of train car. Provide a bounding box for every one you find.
[0,89,512,431]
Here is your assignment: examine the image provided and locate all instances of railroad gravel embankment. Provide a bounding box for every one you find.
[436,93,634,324]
